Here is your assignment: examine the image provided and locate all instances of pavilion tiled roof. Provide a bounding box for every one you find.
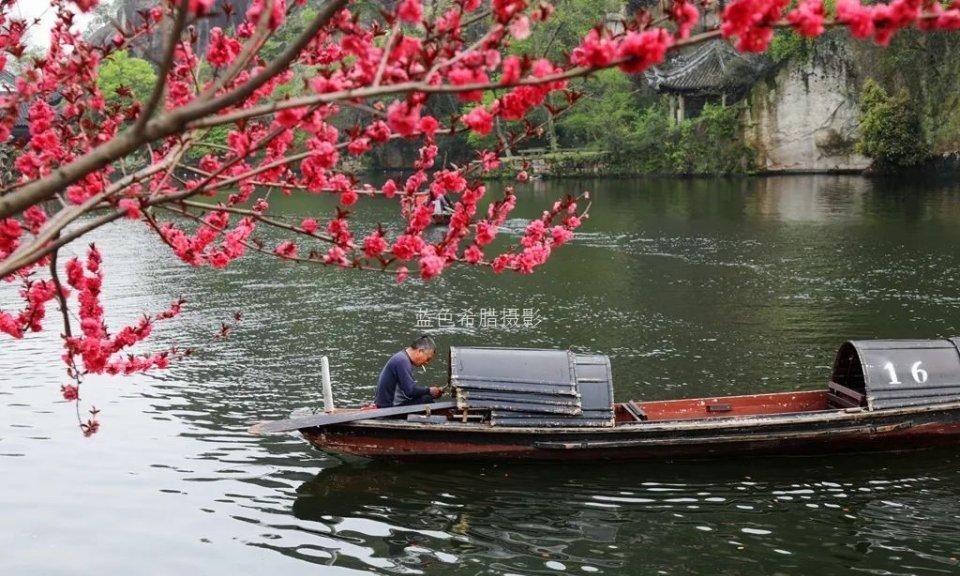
[0,70,30,140]
[644,39,771,96]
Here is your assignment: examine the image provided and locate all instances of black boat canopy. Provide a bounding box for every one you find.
[830,339,960,410]
[449,347,615,427]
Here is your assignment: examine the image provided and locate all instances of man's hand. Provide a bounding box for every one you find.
[429,386,443,399]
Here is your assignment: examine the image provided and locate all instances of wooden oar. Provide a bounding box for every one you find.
[248,401,458,435]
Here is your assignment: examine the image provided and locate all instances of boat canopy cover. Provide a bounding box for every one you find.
[830,339,960,410]
[449,347,615,427]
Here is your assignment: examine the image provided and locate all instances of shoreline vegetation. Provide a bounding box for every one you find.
[479,149,960,179]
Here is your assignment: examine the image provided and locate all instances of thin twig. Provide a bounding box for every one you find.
[136,0,190,133]
[373,22,400,87]
[48,244,73,340]
[159,204,388,272]
[179,199,342,245]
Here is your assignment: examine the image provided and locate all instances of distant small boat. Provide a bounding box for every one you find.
[252,341,960,461]
[399,194,453,226]
[430,212,452,226]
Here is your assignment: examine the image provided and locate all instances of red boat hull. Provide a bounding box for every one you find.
[300,392,960,461]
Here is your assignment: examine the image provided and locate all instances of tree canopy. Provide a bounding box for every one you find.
[96,50,158,104]
[858,79,930,168]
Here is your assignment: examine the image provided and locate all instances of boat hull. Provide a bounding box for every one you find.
[300,403,960,461]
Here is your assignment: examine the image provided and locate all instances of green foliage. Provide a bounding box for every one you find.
[541,70,753,175]
[557,70,643,147]
[857,79,930,168]
[97,50,157,104]
[870,30,960,153]
[509,0,616,60]
[665,104,752,174]
[188,125,231,161]
[464,126,498,150]
[768,30,810,64]
[259,6,320,61]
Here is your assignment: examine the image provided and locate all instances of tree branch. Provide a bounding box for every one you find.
[48,242,73,340]
[0,159,172,277]
[179,199,341,245]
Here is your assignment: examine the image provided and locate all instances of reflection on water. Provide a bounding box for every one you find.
[287,454,960,575]
[3,175,960,575]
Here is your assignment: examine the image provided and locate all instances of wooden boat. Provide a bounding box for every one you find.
[253,340,960,461]
[399,193,453,226]
[430,212,452,226]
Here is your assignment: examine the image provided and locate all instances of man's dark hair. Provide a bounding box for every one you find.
[410,334,436,352]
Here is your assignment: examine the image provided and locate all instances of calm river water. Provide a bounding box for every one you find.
[3,175,960,575]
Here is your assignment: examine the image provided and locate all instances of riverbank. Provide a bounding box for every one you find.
[486,149,960,179]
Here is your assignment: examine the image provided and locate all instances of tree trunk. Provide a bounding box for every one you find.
[496,118,513,157]
[546,113,559,152]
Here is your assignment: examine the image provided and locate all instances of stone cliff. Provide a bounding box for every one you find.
[744,34,870,172]
[89,0,253,57]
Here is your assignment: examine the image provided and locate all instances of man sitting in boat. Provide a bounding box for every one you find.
[432,194,453,216]
[374,335,444,408]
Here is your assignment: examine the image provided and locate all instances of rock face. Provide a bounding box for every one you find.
[744,37,870,173]
[91,0,253,57]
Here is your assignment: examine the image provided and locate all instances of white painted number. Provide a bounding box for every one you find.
[883,362,901,385]
[911,361,929,384]
[883,361,928,385]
